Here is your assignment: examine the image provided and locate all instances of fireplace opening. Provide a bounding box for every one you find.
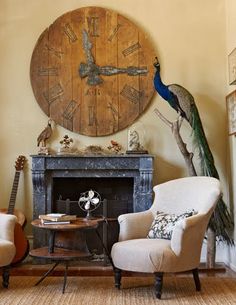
[52,177,134,256]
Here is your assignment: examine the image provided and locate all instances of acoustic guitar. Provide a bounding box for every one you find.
[0,155,29,264]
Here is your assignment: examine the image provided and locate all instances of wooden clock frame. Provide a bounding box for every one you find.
[30,7,157,136]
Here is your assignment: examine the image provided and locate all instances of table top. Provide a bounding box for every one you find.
[31,217,104,231]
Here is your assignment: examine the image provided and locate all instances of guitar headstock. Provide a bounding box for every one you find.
[15,155,26,171]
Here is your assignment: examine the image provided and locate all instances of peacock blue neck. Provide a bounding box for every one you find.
[153,71,171,101]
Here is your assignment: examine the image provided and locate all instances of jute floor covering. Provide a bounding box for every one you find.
[0,276,236,305]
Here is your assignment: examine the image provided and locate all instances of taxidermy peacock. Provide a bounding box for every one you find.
[153,57,233,245]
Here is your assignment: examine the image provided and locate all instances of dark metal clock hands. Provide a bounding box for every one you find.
[96,66,148,76]
[81,29,95,66]
[79,29,148,86]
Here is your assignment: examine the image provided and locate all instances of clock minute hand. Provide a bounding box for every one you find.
[82,29,95,65]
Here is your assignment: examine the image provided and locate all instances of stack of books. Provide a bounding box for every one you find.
[39,213,77,225]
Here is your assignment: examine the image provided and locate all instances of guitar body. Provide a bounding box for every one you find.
[1,155,29,265]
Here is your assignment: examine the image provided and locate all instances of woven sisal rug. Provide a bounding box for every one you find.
[0,276,235,305]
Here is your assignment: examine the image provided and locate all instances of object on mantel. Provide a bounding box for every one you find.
[107,140,122,154]
[57,135,74,155]
[126,122,148,154]
[37,119,53,155]
[82,145,107,155]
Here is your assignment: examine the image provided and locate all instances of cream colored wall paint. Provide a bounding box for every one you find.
[0,0,228,237]
[225,0,236,270]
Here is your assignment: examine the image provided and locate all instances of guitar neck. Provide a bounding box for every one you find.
[7,170,21,215]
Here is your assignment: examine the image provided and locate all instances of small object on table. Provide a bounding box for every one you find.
[78,190,101,219]
[39,213,77,224]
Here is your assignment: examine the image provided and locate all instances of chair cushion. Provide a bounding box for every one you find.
[111,238,173,273]
[147,209,195,240]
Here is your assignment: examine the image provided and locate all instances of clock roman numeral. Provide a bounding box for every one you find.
[38,67,58,76]
[62,100,79,120]
[120,84,143,104]
[107,102,119,121]
[62,100,79,131]
[88,106,96,126]
[43,83,64,104]
[108,24,122,42]
[87,17,99,37]
[122,42,141,57]
[44,44,64,59]
[62,23,78,43]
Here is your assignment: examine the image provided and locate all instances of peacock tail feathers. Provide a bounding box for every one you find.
[209,196,234,245]
[190,104,218,178]
[190,103,233,244]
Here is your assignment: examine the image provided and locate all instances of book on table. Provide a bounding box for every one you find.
[41,220,71,225]
[39,213,77,223]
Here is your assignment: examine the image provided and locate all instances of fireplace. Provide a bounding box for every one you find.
[31,154,154,255]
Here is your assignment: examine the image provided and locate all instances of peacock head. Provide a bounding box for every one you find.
[153,57,160,72]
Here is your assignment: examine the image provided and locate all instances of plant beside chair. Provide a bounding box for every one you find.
[111,177,221,299]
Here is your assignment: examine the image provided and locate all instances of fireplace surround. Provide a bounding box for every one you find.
[31,154,154,252]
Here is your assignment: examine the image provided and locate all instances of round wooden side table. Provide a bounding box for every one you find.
[30,217,105,293]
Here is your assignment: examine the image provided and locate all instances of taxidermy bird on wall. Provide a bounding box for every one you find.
[37,119,52,147]
[153,57,233,244]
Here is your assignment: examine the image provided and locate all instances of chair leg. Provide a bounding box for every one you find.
[2,266,10,288]
[154,272,164,299]
[114,268,122,289]
[192,268,201,291]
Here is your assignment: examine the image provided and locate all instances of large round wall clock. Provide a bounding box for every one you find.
[30,7,156,136]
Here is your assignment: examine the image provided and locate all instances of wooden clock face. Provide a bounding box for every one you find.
[30,7,156,136]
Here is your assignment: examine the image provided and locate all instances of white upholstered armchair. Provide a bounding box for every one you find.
[111,177,221,299]
[0,213,16,288]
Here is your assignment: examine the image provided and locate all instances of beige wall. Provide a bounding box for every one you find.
[226,0,236,269]
[0,0,228,238]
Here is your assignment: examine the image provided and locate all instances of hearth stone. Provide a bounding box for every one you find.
[31,154,154,252]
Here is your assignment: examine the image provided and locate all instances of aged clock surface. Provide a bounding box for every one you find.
[30,7,157,136]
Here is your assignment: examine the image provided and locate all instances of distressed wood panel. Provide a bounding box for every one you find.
[30,7,156,136]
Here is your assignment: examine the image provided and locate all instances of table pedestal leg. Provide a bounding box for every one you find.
[34,262,59,286]
[62,262,69,294]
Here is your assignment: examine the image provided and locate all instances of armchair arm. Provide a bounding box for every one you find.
[118,210,153,241]
[0,214,17,242]
[171,213,209,256]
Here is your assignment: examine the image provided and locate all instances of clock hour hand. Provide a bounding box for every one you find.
[79,63,148,86]
[99,66,148,76]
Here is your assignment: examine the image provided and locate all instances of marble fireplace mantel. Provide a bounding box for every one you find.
[31,154,154,248]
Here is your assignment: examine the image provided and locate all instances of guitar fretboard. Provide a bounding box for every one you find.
[7,171,21,215]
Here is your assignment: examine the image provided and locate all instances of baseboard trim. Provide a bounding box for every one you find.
[1,262,227,277]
